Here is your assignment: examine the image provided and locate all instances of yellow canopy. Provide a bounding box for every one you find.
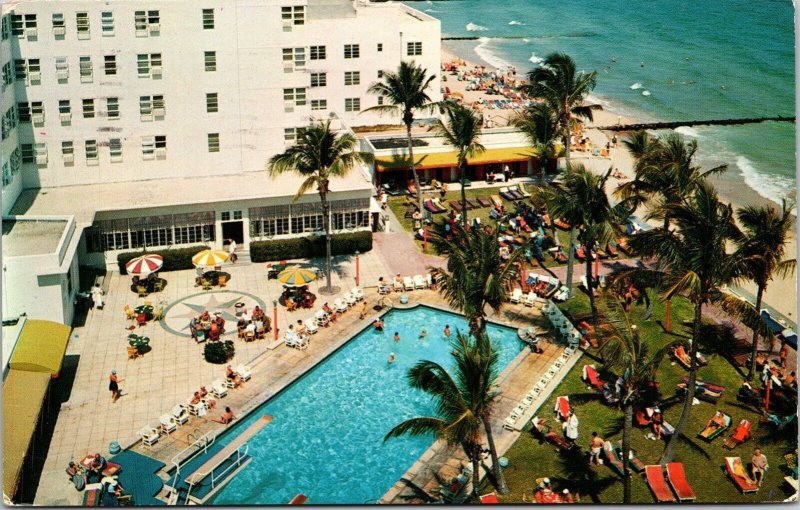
[3,370,52,499]
[8,319,72,375]
[376,147,532,172]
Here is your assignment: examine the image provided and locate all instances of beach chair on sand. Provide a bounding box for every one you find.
[645,465,676,503]
[666,462,696,502]
[698,411,731,442]
[554,396,571,421]
[509,288,523,304]
[725,456,759,493]
[723,419,752,449]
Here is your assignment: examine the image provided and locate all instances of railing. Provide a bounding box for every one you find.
[184,443,250,504]
[166,429,217,495]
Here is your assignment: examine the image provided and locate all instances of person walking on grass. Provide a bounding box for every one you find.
[564,410,579,444]
[589,432,604,465]
[108,370,122,403]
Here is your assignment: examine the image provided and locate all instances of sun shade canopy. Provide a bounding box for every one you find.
[375,147,532,171]
[8,319,71,375]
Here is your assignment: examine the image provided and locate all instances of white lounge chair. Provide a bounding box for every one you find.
[235,364,252,382]
[378,284,390,295]
[171,404,190,425]
[509,288,523,304]
[334,299,348,313]
[515,183,531,198]
[210,379,228,398]
[393,279,404,292]
[523,291,537,307]
[138,425,160,447]
[159,414,177,434]
[352,286,365,300]
[403,276,415,291]
[315,309,329,326]
[344,292,357,307]
[185,397,207,416]
[304,318,319,334]
[413,275,426,289]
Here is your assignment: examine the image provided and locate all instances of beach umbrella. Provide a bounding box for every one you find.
[125,254,163,275]
[277,266,317,287]
[192,249,229,267]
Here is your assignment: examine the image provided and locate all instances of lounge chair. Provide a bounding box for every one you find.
[304,318,319,334]
[580,275,599,297]
[615,440,645,473]
[138,425,160,447]
[476,197,492,208]
[666,463,695,502]
[423,199,446,214]
[344,292,357,307]
[723,419,752,450]
[514,184,531,198]
[676,380,724,403]
[479,492,499,504]
[334,299,348,313]
[606,242,619,258]
[393,279,404,292]
[523,291,537,307]
[403,276,415,291]
[673,345,692,369]
[315,309,329,326]
[499,187,516,201]
[531,416,575,452]
[554,395,571,421]
[601,441,624,476]
[553,248,567,264]
[413,275,427,289]
[351,286,364,300]
[159,414,177,434]
[509,288,523,304]
[171,404,190,426]
[554,218,570,231]
[617,237,634,256]
[574,244,588,261]
[235,365,252,382]
[645,465,676,503]
[725,456,759,493]
[698,411,731,441]
[185,397,207,416]
[466,198,482,210]
[582,364,605,390]
[449,200,464,212]
[490,195,503,208]
[210,379,228,398]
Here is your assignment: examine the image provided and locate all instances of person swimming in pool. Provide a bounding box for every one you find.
[443,325,451,337]
[393,332,400,342]
[373,318,384,331]
[388,352,396,364]
[419,330,428,339]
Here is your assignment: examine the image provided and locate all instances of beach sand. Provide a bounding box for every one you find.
[440,43,797,322]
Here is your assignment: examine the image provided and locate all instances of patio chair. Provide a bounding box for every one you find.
[185,398,207,416]
[159,414,177,434]
[582,364,605,390]
[601,441,624,476]
[554,396,571,421]
[666,462,696,502]
[523,291,537,307]
[413,275,426,289]
[344,292,357,307]
[392,279,404,292]
[334,299,348,313]
[725,456,759,493]
[218,275,227,288]
[645,465,676,503]
[138,425,160,447]
[137,313,147,327]
[171,404,190,426]
[479,492,499,504]
[304,318,319,334]
[403,276,415,291]
[255,326,266,340]
[723,419,752,449]
[509,288,523,304]
[245,329,256,342]
[124,305,135,321]
[315,310,329,326]
[210,379,228,398]
[154,280,165,292]
[137,285,148,298]
[235,365,252,382]
[351,286,364,300]
[378,284,390,295]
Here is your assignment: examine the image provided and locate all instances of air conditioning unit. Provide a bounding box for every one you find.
[155,147,166,159]
[28,71,41,82]
[53,26,66,36]
[59,112,71,123]
[87,157,99,166]
[282,20,292,31]
[35,154,48,165]
[295,62,306,71]
[140,113,153,122]
[63,153,74,163]
[32,113,44,124]
[56,70,69,80]
[135,29,147,37]
[26,27,38,38]
[77,31,90,40]
[152,107,165,117]
[150,66,162,78]
[283,63,294,73]
[142,151,155,161]
[110,154,123,162]
[284,101,294,113]
[80,73,92,83]
[149,23,160,33]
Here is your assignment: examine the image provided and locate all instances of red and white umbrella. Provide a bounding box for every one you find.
[126,254,164,275]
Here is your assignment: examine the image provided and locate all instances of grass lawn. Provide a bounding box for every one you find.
[479,293,797,503]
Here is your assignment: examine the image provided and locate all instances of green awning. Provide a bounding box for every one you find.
[8,320,71,375]
[3,369,52,499]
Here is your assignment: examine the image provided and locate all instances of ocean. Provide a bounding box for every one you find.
[426,0,796,208]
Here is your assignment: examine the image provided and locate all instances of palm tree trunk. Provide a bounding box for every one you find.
[747,285,765,381]
[460,161,468,229]
[622,402,633,503]
[320,190,333,291]
[585,244,598,325]
[405,122,424,218]
[660,301,702,464]
[481,415,508,495]
[471,452,481,500]
[563,124,577,295]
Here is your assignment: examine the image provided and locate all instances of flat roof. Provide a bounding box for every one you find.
[2,218,68,257]
[9,169,373,225]
[364,127,530,152]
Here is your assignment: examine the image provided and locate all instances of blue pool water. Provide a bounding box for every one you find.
[210,306,524,505]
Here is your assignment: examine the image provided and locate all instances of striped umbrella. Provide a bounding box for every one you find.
[125,254,164,275]
[277,266,317,287]
[192,249,229,268]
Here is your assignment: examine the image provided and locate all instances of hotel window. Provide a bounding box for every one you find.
[59,100,71,123]
[2,62,13,89]
[82,98,95,118]
[56,57,69,81]
[101,11,114,36]
[1,16,9,40]
[290,202,324,234]
[62,141,74,164]
[52,13,65,36]
[283,88,306,111]
[208,133,220,152]
[2,162,10,186]
[104,55,117,75]
[17,102,30,123]
[109,138,122,162]
[407,42,422,56]
[249,205,290,238]
[204,51,216,71]
[139,95,163,120]
[14,59,26,80]
[377,96,384,106]
[21,143,34,163]
[76,12,90,39]
[206,93,218,113]
[135,10,159,36]
[310,99,327,111]
[11,14,36,39]
[142,135,167,160]
[284,127,298,143]
[9,15,23,37]
[378,70,383,78]
[282,47,305,71]
[377,43,383,52]
[1,107,16,140]
[344,97,360,112]
[85,140,98,164]
[202,9,214,29]
[34,143,48,165]
[281,6,305,27]
[137,53,162,78]
[344,71,360,86]
[106,97,119,119]
[344,44,360,59]
[31,101,44,125]
[79,56,93,83]
[309,45,326,60]
[310,72,326,87]
[331,198,370,230]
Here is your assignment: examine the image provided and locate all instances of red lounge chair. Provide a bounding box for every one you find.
[618,237,634,256]
[723,419,752,449]
[83,489,100,506]
[554,218,570,230]
[666,462,696,502]
[606,243,619,258]
[595,247,608,259]
[476,197,492,208]
[616,440,645,473]
[582,364,604,390]
[479,492,499,504]
[725,456,759,493]
[698,411,731,441]
[635,410,652,427]
[449,200,463,212]
[673,345,692,370]
[574,245,587,261]
[554,396,571,421]
[645,465,676,503]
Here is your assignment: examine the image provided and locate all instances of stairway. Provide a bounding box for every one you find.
[233,250,252,266]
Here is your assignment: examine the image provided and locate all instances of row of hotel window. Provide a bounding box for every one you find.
[4,136,177,169]
[0,7,305,40]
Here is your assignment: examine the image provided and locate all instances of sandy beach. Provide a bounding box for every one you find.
[440,44,797,322]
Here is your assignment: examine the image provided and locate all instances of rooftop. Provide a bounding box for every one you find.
[364,127,530,154]
[2,219,68,257]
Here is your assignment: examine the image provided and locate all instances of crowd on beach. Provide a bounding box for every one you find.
[442,59,533,113]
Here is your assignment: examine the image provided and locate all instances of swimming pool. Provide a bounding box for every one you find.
[211,306,524,505]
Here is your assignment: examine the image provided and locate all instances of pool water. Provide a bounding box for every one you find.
[211,306,524,505]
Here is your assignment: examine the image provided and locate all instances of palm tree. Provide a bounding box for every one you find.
[600,296,673,503]
[618,181,741,464]
[430,227,524,334]
[512,101,560,176]
[734,200,796,380]
[430,104,485,228]
[385,330,506,497]
[537,165,628,324]
[268,120,372,292]
[521,52,599,295]
[365,61,439,215]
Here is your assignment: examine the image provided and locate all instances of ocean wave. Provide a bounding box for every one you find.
[629,82,643,90]
[674,126,701,138]
[508,20,524,25]
[586,94,611,108]
[528,52,543,64]
[736,156,797,212]
[473,37,512,69]
[522,37,530,43]
[466,23,488,31]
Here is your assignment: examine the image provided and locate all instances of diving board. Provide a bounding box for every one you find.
[183,416,273,504]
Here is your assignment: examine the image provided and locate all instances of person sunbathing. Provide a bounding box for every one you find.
[707,412,727,430]
[213,406,237,425]
[226,365,243,388]
[191,391,216,409]
[651,412,664,438]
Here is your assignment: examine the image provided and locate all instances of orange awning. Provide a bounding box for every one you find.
[376,147,532,172]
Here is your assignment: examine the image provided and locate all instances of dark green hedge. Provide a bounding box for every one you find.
[250,231,372,263]
[117,245,209,275]
[204,340,235,364]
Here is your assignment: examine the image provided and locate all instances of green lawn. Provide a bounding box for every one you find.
[479,294,797,503]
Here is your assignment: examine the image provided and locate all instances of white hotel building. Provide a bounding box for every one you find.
[0,0,441,324]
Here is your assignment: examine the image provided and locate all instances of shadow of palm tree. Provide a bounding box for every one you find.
[555,447,619,503]
[678,434,712,460]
